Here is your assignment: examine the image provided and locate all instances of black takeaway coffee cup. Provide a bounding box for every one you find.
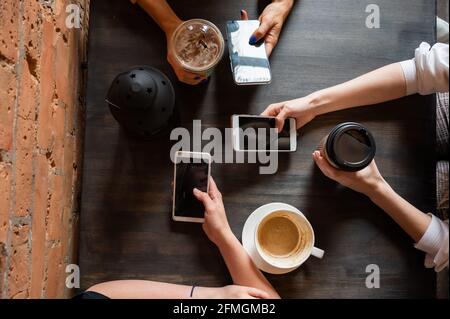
[317,122,376,172]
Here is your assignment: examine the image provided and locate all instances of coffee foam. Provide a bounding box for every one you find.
[256,211,313,268]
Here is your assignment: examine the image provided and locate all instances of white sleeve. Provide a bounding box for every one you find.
[414,214,449,272]
[399,42,449,95]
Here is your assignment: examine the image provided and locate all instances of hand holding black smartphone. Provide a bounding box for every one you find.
[172,152,211,223]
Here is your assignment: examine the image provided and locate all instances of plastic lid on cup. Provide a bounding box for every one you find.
[326,122,376,171]
[171,19,224,72]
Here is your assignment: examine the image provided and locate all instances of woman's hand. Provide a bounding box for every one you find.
[312,151,387,197]
[195,285,270,299]
[165,24,208,85]
[261,96,317,132]
[193,177,233,246]
[247,0,294,56]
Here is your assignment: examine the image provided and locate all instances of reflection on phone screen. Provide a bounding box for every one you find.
[174,160,208,218]
[238,117,291,150]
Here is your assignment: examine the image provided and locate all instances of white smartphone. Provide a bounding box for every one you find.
[232,115,297,152]
[226,20,271,85]
[172,151,211,223]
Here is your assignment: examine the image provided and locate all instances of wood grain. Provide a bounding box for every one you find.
[79,0,437,298]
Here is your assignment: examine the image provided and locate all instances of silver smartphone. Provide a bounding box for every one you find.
[231,115,297,152]
[172,151,211,223]
[226,20,271,85]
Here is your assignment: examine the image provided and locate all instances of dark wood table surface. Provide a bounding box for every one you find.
[80,0,437,298]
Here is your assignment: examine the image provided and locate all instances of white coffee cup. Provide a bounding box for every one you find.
[254,208,324,270]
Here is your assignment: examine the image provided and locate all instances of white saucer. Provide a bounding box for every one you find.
[242,202,305,275]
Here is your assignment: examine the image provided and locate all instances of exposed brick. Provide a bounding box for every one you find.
[47,174,63,242]
[22,0,44,78]
[7,224,30,298]
[13,58,37,218]
[0,163,11,244]
[44,243,62,298]
[37,18,56,151]
[51,103,65,170]
[30,155,49,298]
[16,59,37,121]
[0,0,20,63]
[0,62,16,151]
[0,240,6,296]
[0,0,89,299]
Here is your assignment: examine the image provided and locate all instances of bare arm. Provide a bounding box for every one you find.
[87,280,269,299]
[193,178,280,299]
[133,0,181,34]
[312,152,431,243]
[310,63,406,116]
[215,231,280,299]
[263,63,407,130]
[368,181,431,242]
[131,0,206,85]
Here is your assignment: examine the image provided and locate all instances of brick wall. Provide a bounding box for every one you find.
[0,0,89,298]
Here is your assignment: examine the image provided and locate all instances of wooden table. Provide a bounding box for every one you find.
[80,0,437,298]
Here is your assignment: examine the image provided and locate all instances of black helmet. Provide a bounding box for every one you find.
[106,66,176,138]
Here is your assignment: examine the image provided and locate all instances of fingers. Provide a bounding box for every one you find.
[312,151,336,179]
[274,107,289,133]
[265,41,275,57]
[249,21,273,45]
[167,54,207,85]
[208,176,222,200]
[240,9,249,20]
[247,287,270,299]
[193,188,213,208]
[261,102,288,132]
[261,102,284,117]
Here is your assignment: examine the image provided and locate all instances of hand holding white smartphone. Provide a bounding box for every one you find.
[232,115,297,152]
[226,20,271,85]
[172,151,211,223]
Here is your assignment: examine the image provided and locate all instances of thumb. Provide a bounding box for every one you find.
[249,21,272,44]
[247,288,270,299]
[240,9,249,20]
[275,107,288,133]
[193,188,213,207]
[312,151,335,179]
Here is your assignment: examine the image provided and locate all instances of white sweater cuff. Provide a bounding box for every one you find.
[414,214,449,271]
[400,59,418,96]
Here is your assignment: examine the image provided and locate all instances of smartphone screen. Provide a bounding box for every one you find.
[174,159,209,218]
[238,116,291,151]
[226,20,271,85]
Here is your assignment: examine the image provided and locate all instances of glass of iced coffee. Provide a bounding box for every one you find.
[171,19,224,79]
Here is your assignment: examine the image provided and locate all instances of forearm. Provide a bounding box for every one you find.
[274,0,295,13]
[216,233,280,299]
[87,280,194,299]
[134,0,182,34]
[87,280,227,299]
[308,63,407,116]
[368,181,431,243]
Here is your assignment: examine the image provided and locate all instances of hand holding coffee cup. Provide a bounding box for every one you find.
[313,152,386,197]
[169,19,224,85]
[313,122,386,196]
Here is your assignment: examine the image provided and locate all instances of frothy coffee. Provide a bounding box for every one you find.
[256,211,313,267]
[258,215,300,257]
